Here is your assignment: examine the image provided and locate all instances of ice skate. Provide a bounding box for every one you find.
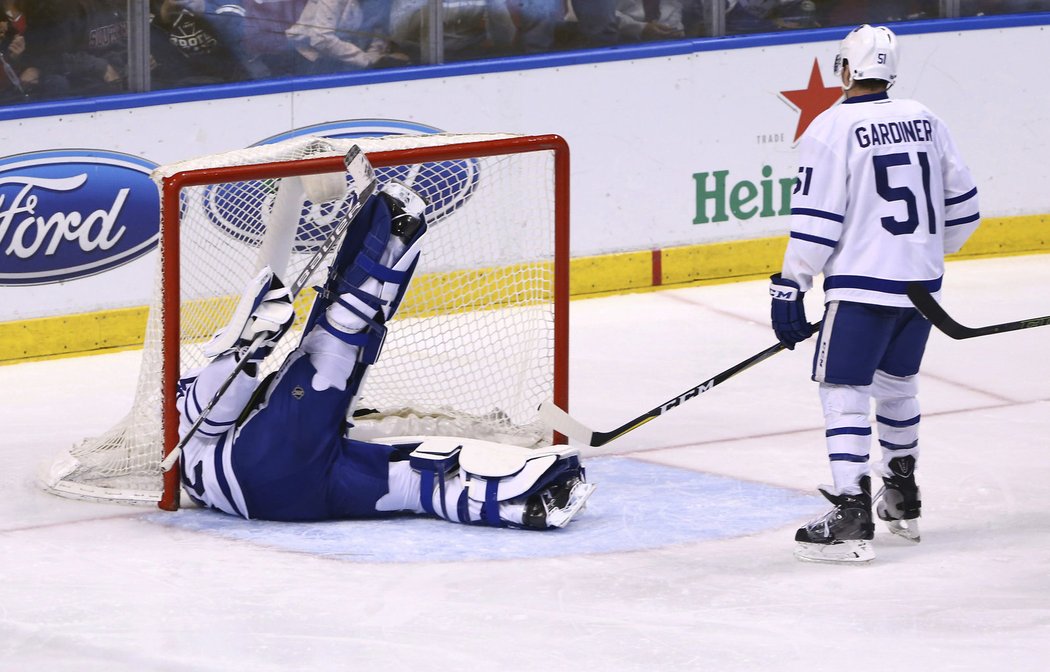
[522,471,596,530]
[794,476,875,563]
[875,456,921,542]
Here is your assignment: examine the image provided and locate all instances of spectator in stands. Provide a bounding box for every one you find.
[680,0,706,35]
[506,0,564,53]
[815,0,938,26]
[723,1,816,34]
[24,0,130,98]
[150,0,253,86]
[961,0,1050,14]
[390,0,515,62]
[241,0,307,77]
[0,0,29,100]
[286,0,410,73]
[615,0,684,41]
[680,0,818,36]
[559,1,683,47]
[6,1,80,101]
[184,1,271,79]
[566,0,618,46]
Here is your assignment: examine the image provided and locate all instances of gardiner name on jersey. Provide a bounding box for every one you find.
[854,119,934,148]
[782,92,980,307]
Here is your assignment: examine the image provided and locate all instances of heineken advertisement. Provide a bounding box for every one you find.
[693,167,796,224]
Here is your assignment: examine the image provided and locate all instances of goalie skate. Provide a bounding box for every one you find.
[523,476,596,529]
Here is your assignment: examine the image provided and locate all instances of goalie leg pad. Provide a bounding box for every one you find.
[459,441,579,527]
[303,183,427,336]
[299,182,427,393]
[306,180,427,325]
[405,437,594,529]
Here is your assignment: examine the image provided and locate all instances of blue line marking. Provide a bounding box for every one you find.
[146,457,824,563]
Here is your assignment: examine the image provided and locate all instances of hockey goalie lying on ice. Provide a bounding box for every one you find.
[174,180,595,529]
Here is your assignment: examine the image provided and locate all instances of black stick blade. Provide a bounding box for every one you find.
[907,283,1050,339]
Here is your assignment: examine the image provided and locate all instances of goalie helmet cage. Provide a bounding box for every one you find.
[44,133,570,511]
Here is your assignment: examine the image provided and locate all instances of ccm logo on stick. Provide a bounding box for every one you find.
[663,381,714,411]
[0,150,159,286]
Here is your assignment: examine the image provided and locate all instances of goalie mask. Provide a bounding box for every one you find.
[834,24,898,90]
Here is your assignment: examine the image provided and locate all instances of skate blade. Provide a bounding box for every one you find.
[546,482,597,528]
[884,518,920,542]
[794,539,875,564]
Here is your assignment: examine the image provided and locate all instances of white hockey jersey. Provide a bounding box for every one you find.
[176,355,255,518]
[782,91,980,307]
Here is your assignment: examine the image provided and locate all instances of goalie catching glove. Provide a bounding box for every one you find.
[203,266,296,364]
[769,273,815,349]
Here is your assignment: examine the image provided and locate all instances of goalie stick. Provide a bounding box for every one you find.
[160,147,377,472]
[906,283,1050,339]
[538,325,819,447]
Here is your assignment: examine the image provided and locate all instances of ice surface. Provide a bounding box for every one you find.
[2,256,1048,671]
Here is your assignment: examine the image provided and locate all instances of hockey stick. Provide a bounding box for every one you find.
[160,147,376,472]
[538,324,819,447]
[906,283,1050,339]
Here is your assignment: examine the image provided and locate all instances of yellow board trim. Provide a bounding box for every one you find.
[3,214,1047,364]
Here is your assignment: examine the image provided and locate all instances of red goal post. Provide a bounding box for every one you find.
[44,133,570,511]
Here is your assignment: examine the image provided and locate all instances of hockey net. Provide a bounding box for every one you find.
[43,133,570,509]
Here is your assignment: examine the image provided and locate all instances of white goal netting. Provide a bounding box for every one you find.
[43,133,569,508]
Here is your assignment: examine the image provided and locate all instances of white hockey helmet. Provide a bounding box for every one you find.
[834,24,898,89]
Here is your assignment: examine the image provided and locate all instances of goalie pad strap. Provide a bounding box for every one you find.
[325,284,385,315]
[457,490,470,524]
[315,313,387,365]
[316,285,387,334]
[416,467,462,520]
[355,254,414,285]
[337,227,389,291]
[409,443,463,521]
[483,479,501,526]
[381,254,420,324]
[419,469,433,516]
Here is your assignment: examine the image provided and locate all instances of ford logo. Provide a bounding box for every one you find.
[201,120,479,251]
[0,150,159,286]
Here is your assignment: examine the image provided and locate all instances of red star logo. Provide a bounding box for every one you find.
[780,59,842,142]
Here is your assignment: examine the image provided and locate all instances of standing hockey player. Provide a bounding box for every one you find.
[769,24,980,562]
[176,180,594,529]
